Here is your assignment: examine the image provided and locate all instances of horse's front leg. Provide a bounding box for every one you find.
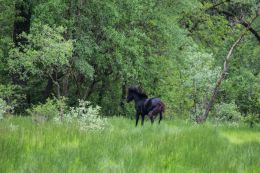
[135,112,140,126]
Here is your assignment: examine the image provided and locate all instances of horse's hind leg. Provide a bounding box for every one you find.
[159,112,163,124]
[141,114,145,126]
[135,113,139,126]
[148,112,154,124]
[150,116,154,124]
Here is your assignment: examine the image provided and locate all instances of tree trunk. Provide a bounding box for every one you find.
[43,78,53,99]
[83,79,97,100]
[55,72,61,98]
[62,75,69,97]
[192,79,197,115]
[48,72,61,98]
[196,15,258,123]
[98,80,106,105]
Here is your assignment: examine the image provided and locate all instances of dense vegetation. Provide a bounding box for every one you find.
[0,0,259,122]
[0,1,260,172]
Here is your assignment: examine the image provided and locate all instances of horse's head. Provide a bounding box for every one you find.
[126,86,148,102]
[126,86,136,102]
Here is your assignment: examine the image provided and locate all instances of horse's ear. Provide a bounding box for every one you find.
[127,85,148,98]
[136,86,144,94]
[128,85,138,93]
[137,86,148,98]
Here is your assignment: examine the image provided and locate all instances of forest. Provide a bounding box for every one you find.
[0,0,260,172]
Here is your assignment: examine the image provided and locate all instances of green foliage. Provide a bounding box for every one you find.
[214,102,242,122]
[0,84,25,111]
[8,23,73,80]
[0,0,259,119]
[0,0,15,84]
[242,113,260,128]
[27,97,66,121]
[32,0,69,26]
[180,9,232,49]
[0,98,12,119]
[0,0,14,52]
[182,46,221,117]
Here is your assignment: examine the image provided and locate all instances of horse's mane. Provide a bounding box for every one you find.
[128,86,148,99]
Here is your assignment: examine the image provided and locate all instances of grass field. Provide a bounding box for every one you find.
[0,117,259,173]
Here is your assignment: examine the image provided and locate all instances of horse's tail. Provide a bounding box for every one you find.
[159,102,165,113]
[148,101,165,116]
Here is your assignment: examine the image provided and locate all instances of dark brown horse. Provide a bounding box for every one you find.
[126,86,165,126]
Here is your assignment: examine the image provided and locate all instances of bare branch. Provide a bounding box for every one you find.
[196,15,258,123]
[218,10,260,42]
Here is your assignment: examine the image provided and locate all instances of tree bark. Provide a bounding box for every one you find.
[217,10,260,43]
[83,79,97,100]
[196,15,258,123]
[49,72,61,98]
[62,75,69,97]
[239,20,260,42]
[43,78,53,99]
[98,80,106,104]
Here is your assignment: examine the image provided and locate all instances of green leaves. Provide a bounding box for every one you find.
[74,58,94,80]
[8,23,73,80]
[0,0,259,118]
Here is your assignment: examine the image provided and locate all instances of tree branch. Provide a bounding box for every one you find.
[196,14,258,123]
[218,10,260,42]
[206,0,230,10]
[239,20,260,42]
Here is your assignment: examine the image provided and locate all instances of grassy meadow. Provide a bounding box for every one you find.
[0,117,260,173]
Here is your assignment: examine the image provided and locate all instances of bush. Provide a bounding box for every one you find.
[0,98,7,119]
[62,100,106,130]
[0,98,13,119]
[0,84,25,112]
[242,113,259,128]
[27,97,66,122]
[214,102,241,122]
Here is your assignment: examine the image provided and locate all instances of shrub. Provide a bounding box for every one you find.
[214,102,241,122]
[0,98,13,119]
[0,84,26,112]
[63,100,106,130]
[27,97,67,122]
[0,98,7,119]
[241,113,259,128]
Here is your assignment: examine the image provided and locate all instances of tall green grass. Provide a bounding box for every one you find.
[0,117,259,173]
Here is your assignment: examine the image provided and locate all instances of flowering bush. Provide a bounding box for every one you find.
[182,46,221,118]
[214,102,241,122]
[0,98,7,119]
[0,98,13,120]
[62,100,106,130]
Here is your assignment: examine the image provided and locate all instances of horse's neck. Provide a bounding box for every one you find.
[133,95,146,106]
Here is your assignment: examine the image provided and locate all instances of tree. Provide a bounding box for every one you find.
[8,24,73,98]
[196,13,259,123]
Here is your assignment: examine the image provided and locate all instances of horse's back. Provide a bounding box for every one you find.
[155,98,165,112]
[151,98,161,104]
[148,98,165,113]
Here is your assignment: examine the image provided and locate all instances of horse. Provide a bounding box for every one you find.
[126,86,165,126]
